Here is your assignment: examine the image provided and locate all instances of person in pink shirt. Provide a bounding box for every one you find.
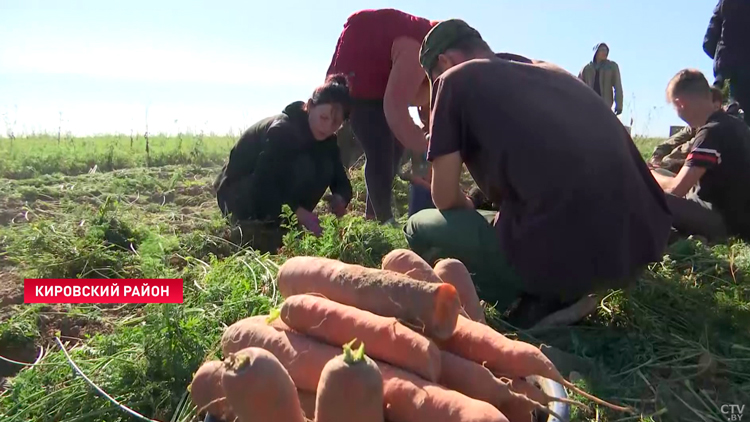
[326,9,438,223]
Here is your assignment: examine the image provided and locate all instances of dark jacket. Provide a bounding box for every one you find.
[214,101,352,222]
[703,0,750,78]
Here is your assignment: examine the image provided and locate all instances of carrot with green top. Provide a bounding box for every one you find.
[276,256,461,340]
[221,347,305,422]
[221,317,508,422]
[315,341,384,422]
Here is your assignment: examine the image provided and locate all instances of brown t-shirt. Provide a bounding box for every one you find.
[427,56,673,297]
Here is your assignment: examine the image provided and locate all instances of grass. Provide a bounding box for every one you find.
[0,134,748,422]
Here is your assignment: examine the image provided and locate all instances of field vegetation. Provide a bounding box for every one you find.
[0,133,748,422]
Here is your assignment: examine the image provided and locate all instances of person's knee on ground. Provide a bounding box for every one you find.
[407,184,435,217]
[405,208,522,310]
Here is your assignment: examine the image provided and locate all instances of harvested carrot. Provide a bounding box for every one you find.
[440,315,633,413]
[297,389,316,419]
[222,318,506,422]
[315,341,384,422]
[221,347,305,422]
[276,256,461,340]
[433,258,486,324]
[499,377,588,421]
[381,249,442,283]
[189,360,233,421]
[438,351,562,421]
[380,362,509,422]
[277,294,442,381]
[221,316,336,391]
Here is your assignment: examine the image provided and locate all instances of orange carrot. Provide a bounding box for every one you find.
[189,360,233,421]
[221,347,305,422]
[276,256,461,340]
[277,294,442,381]
[440,315,632,413]
[315,342,384,422]
[221,315,337,391]
[433,258,486,324]
[380,362,509,422]
[297,389,316,419]
[222,318,507,422]
[381,249,442,283]
[438,351,562,421]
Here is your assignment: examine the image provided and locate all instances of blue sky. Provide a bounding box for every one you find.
[0,0,719,138]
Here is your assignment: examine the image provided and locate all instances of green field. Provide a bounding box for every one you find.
[0,134,748,422]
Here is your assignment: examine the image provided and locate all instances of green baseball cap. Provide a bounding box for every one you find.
[419,19,483,80]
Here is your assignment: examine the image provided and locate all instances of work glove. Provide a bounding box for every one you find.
[325,194,348,218]
[295,207,322,237]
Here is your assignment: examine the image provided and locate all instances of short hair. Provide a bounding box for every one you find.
[446,36,492,57]
[710,86,724,104]
[666,69,711,103]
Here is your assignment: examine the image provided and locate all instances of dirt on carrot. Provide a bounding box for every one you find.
[433,258,486,324]
[381,249,443,284]
[277,294,442,382]
[189,360,233,421]
[276,256,462,340]
[314,341,384,422]
[221,347,305,422]
[440,315,632,413]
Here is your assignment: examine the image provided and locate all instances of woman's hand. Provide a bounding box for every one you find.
[325,194,348,218]
[295,207,322,236]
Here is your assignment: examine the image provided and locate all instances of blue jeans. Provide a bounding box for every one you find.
[408,184,435,217]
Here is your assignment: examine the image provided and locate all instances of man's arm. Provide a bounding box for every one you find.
[426,73,474,211]
[653,125,721,197]
[383,37,430,154]
[650,127,694,164]
[431,151,472,209]
[703,0,723,59]
[651,166,707,197]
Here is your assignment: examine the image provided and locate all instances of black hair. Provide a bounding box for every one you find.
[309,73,352,120]
[445,36,492,58]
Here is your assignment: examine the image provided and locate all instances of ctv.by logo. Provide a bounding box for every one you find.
[722,404,745,421]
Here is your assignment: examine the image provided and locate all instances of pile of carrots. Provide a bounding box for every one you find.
[189,249,632,422]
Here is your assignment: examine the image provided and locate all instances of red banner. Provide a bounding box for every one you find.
[23,279,184,304]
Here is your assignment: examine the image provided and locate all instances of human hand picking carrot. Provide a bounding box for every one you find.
[324,194,348,218]
[295,207,322,236]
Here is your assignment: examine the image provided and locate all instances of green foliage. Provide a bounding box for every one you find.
[0,134,748,422]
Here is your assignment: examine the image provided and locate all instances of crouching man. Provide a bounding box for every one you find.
[651,69,750,243]
[404,20,673,328]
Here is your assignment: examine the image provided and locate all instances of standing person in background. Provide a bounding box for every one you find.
[578,43,624,116]
[326,9,438,224]
[703,0,750,125]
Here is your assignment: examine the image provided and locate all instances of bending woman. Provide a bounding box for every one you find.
[213,74,353,252]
